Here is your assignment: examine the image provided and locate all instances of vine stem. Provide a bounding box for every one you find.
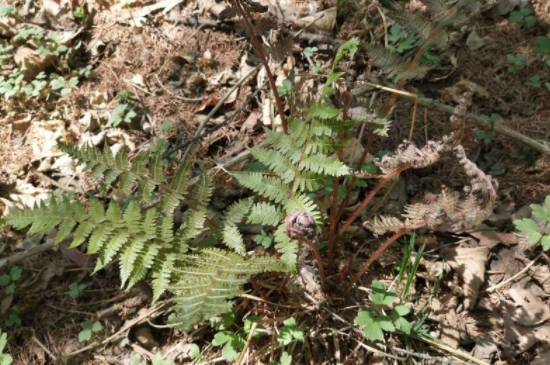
[347,228,411,290]
[338,165,410,237]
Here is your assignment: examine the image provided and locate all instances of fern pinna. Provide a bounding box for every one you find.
[1,143,286,330]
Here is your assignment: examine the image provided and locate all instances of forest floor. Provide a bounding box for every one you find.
[1,0,550,364]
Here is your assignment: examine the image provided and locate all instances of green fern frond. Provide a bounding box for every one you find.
[246,202,282,226]
[168,248,287,330]
[159,161,192,215]
[177,172,213,242]
[366,44,431,81]
[233,172,290,203]
[249,147,297,182]
[299,154,349,176]
[273,224,298,269]
[222,198,254,253]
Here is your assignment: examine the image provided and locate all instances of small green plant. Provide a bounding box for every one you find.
[68,282,87,299]
[277,79,293,97]
[506,53,527,74]
[72,6,87,20]
[535,36,550,67]
[0,267,21,295]
[50,75,79,96]
[513,195,550,250]
[108,90,139,127]
[354,280,412,341]
[4,309,21,328]
[387,24,416,54]
[277,317,304,345]
[475,114,499,146]
[0,330,13,365]
[509,7,537,27]
[525,74,542,88]
[0,5,17,18]
[253,229,273,248]
[130,352,175,365]
[269,351,292,365]
[303,47,318,58]
[211,312,245,362]
[78,321,103,342]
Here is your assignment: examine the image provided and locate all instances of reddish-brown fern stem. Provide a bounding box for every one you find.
[335,133,376,223]
[328,88,352,268]
[338,165,410,237]
[301,238,327,292]
[347,228,411,290]
[230,0,288,133]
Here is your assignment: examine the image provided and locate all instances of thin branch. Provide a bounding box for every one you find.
[352,83,550,155]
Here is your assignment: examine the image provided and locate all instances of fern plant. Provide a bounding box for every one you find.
[0,143,287,330]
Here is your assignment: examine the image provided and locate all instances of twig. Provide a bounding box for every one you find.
[236,322,257,365]
[352,83,550,155]
[0,239,55,270]
[63,302,169,360]
[181,64,261,160]
[414,335,490,365]
[32,333,57,362]
[484,252,543,293]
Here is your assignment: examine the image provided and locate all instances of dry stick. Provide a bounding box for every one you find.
[352,83,550,155]
[338,165,410,237]
[63,301,169,360]
[230,0,288,134]
[181,64,261,161]
[484,252,543,293]
[348,228,412,289]
[235,322,257,365]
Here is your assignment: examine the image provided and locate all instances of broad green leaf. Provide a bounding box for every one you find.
[531,204,549,222]
[212,331,231,346]
[394,316,412,334]
[280,351,292,365]
[393,305,411,317]
[514,218,539,233]
[377,316,395,332]
[541,235,550,251]
[354,311,384,341]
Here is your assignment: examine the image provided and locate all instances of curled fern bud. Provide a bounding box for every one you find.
[285,210,317,240]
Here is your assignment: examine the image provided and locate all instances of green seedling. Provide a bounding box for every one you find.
[525,74,542,88]
[69,282,87,299]
[535,36,550,67]
[509,7,537,27]
[387,24,416,54]
[506,53,527,74]
[0,330,13,365]
[78,321,103,342]
[514,195,550,250]
[50,75,79,96]
[354,281,412,341]
[277,79,293,97]
[0,266,22,295]
[253,229,273,249]
[277,317,304,345]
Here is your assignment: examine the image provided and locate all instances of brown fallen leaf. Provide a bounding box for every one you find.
[469,229,517,249]
[501,300,538,356]
[442,246,489,310]
[508,284,550,326]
